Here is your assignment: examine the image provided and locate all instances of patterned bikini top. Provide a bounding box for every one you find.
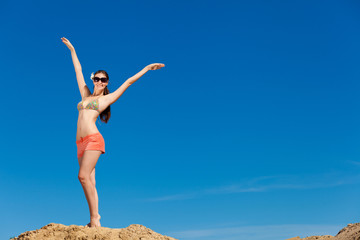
[77,97,100,112]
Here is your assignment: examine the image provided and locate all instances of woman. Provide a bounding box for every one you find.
[61,37,165,227]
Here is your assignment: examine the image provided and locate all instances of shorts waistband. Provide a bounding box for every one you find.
[76,132,102,143]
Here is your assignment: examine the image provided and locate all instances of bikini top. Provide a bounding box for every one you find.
[77,97,100,112]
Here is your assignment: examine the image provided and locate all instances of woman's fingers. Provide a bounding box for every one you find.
[156,63,165,69]
[148,63,165,70]
[61,37,70,43]
[60,37,74,50]
[61,37,73,48]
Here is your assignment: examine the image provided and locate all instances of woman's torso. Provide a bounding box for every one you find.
[76,96,107,141]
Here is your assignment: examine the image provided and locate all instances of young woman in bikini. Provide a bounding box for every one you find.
[61,37,165,227]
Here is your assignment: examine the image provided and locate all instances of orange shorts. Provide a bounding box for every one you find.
[76,132,105,159]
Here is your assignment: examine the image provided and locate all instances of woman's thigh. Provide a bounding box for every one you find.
[79,150,102,176]
[78,156,83,166]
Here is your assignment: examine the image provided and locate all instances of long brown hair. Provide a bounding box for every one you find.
[93,70,111,123]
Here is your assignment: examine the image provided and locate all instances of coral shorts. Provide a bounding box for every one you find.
[76,132,105,159]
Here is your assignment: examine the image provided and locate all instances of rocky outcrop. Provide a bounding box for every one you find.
[287,223,360,240]
[11,223,178,240]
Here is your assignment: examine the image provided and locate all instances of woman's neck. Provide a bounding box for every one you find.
[92,89,104,96]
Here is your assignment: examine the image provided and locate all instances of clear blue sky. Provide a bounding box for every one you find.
[1,0,360,239]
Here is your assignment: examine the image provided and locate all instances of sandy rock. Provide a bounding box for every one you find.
[287,222,360,240]
[303,236,334,240]
[334,222,360,240]
[11,223,178,240]
[286,236,333,240]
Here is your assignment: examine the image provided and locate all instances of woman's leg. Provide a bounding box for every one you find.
[78,157,101,226]
[90,168,101,222]
[78,150,102,227]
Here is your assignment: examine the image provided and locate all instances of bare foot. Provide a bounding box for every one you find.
[85,214,101,227]
[88,214,101,227]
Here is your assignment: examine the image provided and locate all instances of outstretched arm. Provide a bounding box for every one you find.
[127,63,164,85]
[61,37,91,98]
[103,63,165,107]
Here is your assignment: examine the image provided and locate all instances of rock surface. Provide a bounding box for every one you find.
[11,223,178,240]
[287,223,360,240]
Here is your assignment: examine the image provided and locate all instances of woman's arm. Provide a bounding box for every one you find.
[61,37,90,98]
[70,48,82,71]
[127,63,165,85]
[103,63,165,106]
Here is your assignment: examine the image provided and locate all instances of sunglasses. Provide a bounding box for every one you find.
[93,77,109,83]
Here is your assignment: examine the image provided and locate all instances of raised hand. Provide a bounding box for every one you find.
[146,63,165,70]
[61,37,75,51]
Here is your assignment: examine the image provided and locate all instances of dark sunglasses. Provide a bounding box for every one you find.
[93,77,109,83]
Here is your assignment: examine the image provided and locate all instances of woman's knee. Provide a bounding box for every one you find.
[78,171,91,184]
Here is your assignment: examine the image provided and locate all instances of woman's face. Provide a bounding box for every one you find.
[93,73,109,90]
